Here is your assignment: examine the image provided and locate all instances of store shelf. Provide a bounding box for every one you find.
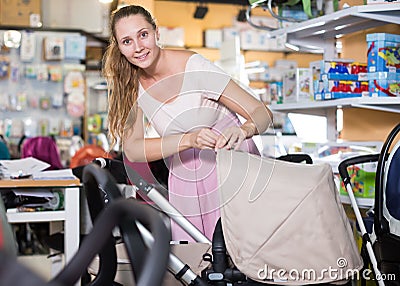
[340,194,374,208]
[270,97,400,116]
[268,4,400,53]
[7,210,66,223]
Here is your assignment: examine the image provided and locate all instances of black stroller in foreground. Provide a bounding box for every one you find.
[339,123,400,286]
[0,164,171,286]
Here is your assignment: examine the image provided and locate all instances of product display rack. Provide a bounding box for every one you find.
[267,4,400,140]
[268,3,400,58]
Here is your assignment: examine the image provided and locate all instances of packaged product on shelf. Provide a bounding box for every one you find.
[366,33,400,73]
[0,56,10,78]
[368,72,400,97]
[43,36,65,61]
[64,35,87,60]
[20,31,36,62]
[282,69,296,103]
[269,81,283,104]
[222,27,239,42]
[240,29,270,51]
[339,162,376,199]
[282,68,312,103]
[158,26,185,47]
[310,59,369,100]
[296,68,312,102]
[204,29,222,48]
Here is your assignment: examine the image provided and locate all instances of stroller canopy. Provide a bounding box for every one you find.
[216,150,362,285]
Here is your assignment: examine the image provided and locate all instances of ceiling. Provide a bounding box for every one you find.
[156,0,250,6]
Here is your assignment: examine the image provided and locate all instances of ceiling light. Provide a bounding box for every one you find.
[193,5,208,19]
[284,42,300,52]
[99,0,113,3]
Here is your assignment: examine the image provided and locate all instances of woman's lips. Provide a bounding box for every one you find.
[136,52,149,61]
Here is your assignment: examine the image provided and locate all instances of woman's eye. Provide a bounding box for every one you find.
[140,31,148,38]
[122,39,131,45]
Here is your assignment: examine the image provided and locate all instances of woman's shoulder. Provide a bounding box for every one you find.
[163,49,201,71]
[164,49,197,62]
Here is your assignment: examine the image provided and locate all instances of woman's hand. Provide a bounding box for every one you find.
[215,126,250,151]
[186,128,219,150]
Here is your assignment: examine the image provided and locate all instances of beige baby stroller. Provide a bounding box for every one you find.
[201,149,363,285]
[104,149,362,285]
[82,149,363,285]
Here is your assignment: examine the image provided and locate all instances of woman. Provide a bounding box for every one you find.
[103,5,273,241]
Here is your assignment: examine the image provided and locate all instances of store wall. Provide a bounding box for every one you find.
[153,1,322,66]
[41,0,107,34]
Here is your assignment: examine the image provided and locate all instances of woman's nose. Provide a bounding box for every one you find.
[134,39,144,52]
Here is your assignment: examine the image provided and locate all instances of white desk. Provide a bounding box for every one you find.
[1,178,81,279]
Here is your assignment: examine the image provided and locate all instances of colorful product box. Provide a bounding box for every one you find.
[282,69,296,103]
[296,68,312,102]
[310,59,355,100]
[368,72,400,97]
[366,33,400,73]
[269,81,283,104]
[339,162,377,198]
[282,68,313,103]
[313,73,368,101]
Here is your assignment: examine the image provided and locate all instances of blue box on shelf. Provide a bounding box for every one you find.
[321,73,359,81]
[367,33,400,73]
[325,92,363,100]
[368,72,400,97]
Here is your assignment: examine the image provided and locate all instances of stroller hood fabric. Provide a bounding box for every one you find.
[216,150,363,285]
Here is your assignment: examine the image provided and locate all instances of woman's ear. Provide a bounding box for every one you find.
[155,27,161,46]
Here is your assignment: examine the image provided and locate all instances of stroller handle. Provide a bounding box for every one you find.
[78,163,171,286]
[338,154,380,185]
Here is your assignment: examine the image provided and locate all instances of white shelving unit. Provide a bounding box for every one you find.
[268,3,400,58]
[271,97,400,115]
[267,4,400,140]
[340,194,374,208]
[2,179,81,285]
[266,5,400,208]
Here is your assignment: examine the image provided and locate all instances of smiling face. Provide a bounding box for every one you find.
[114,14,160,69]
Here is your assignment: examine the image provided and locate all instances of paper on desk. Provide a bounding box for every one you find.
[32,169,76,180]
[0,157,51,178]
[12,189,55,197]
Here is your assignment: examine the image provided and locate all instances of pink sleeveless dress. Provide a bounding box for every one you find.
[137,54,259,241]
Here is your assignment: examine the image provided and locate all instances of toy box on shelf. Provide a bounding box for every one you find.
[282,68,312,103]
[368,72,400,97]
[367,33,400,74]
[310,59,369,100]
[339,162,377,198]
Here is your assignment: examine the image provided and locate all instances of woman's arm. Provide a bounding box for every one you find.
[123,107,220,162]
[216,79,273,150]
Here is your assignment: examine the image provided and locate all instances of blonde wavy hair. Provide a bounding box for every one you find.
[102,5,157,149]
